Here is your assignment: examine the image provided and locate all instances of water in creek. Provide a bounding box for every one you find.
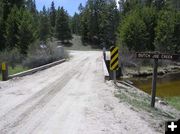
[129,72,180,98]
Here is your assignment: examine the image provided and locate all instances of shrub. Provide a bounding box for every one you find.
[0,48,23,69]
[23,42,68,68]
[119,10,148,51]
[155,10,180,53]
[155,10,176,53]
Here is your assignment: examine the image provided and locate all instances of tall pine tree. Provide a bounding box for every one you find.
[71,13,81,35]
[26,0,37,14]
[55,7,72,43]
[78,0,119,47]
[0,0,6,51]
[6,6,20,49]
[39,6,51,43]
[2,0,25,20]
[50,1,56,28]
[6,6,36,54]
[18,8,37,54]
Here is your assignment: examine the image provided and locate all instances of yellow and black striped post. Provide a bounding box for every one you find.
[110,46,119,70]
[110,46,119,84]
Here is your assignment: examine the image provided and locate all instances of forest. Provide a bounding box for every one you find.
[71,0,180,53]
[0,0,180,69]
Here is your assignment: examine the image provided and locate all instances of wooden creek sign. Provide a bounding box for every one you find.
[136,52,179,60]
[136,52,179,108]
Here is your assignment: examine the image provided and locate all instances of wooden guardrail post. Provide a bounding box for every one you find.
[1,62,8,81]
[151,58,158,107]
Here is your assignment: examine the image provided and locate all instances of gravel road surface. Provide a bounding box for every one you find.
[0,51,159,134]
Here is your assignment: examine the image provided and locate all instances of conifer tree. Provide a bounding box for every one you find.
[55,7,72,42]
[26,0,37,14]
[6,6,20,49]
[0,0,6,51]
[39,6,51,43]
[71,13,81,35]
[50,1,56,28]
[18,8,37,54]
[2,0,25,20]
[6,6,36,54]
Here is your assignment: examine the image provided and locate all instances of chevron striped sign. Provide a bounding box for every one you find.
[110,46,119,70]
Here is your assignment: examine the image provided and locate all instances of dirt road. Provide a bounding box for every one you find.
[0,51,159,134]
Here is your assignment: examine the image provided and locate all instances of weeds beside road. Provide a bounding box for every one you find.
[115,82,180,133]
[165,97,180,111]
[0,41,68,81]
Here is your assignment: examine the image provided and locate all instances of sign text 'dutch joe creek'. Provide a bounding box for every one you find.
[136,52,179,60]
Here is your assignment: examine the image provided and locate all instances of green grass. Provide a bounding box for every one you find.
[115,92,150,110]
[115,90,176,119]
[165,96,180,111]
[8,66,28,75]
[0,65,28,81]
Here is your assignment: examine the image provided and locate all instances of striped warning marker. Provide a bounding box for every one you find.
[110,46,119,70]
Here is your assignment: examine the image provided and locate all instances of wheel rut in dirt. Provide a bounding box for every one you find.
[0,57,89,133]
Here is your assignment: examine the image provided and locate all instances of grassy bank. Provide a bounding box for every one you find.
[128,72,180,111]
[0,65,28,81]
[165,97,180,111]
[114,82,180,133]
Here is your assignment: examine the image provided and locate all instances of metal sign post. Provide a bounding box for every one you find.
[136,52,179,108]
[103,47,106,61]
[113,70,117,84]
[110,46,119,84]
